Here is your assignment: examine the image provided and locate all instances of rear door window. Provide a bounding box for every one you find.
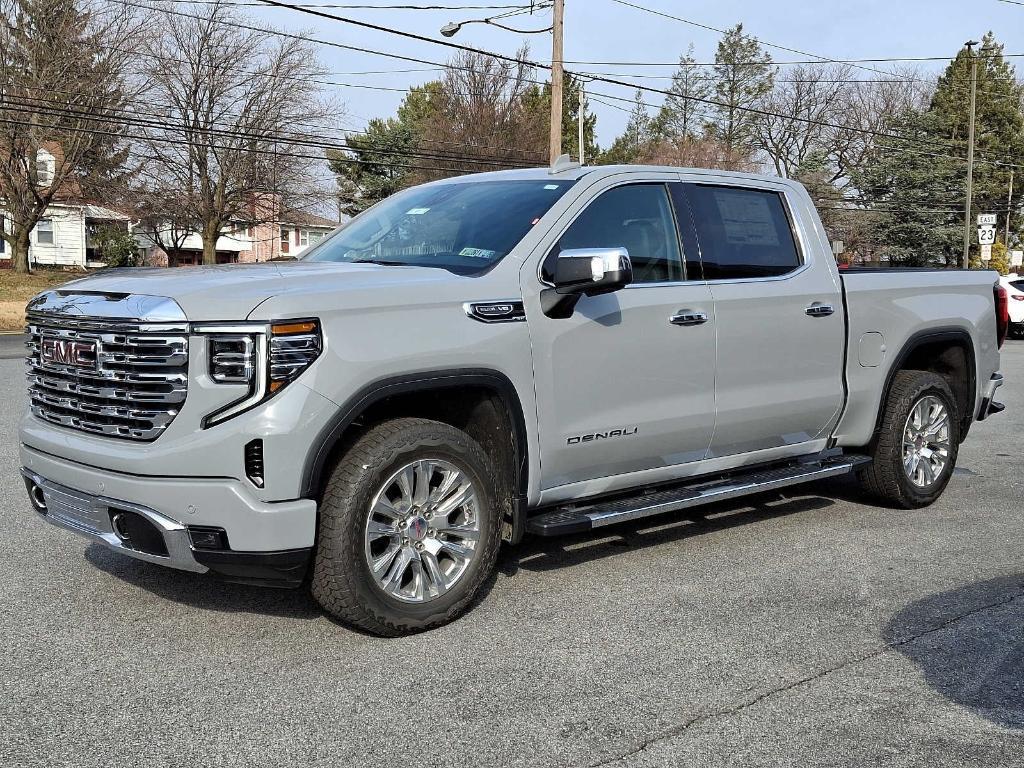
[685,185,802,280]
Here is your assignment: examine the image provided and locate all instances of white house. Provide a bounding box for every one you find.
[139,209,339,267]
[1,202,131,268]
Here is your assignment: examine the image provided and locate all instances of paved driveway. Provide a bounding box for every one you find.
[2,343,1022,767]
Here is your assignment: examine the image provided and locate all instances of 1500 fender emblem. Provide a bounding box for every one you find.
[567,427,638,445]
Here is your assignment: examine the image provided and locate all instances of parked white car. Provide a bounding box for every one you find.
[1001,274,1024,338]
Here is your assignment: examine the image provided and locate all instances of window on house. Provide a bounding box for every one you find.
[280,227,289,253]
[299,230,309,247]
[36,218,55,245]
[309,231,324,244]
[36,149,55,186]
[0,218,5,253]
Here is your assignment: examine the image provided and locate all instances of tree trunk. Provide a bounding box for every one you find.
[11,227,32,274]
[201,221,219,265]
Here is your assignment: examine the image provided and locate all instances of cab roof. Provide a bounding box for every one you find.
[437,164,795,187]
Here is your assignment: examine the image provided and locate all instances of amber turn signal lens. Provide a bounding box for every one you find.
[271,320,318,335]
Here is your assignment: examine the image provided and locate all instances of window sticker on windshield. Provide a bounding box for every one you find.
[543,184,560,190]
[406,207,430,215]
[459,247,497,259]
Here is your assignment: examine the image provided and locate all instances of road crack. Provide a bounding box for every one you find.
[587,588,1024,767]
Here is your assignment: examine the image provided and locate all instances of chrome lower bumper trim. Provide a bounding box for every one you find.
[977,372,1005,421]
[21,468,208,573]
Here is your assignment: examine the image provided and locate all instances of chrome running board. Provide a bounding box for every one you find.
[526,454,871,537]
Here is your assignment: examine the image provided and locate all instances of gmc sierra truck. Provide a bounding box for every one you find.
[20,163,1009,636]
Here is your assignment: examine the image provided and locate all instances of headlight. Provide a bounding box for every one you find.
[196,319,322,427]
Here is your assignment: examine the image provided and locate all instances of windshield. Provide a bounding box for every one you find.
[302,179,575,274]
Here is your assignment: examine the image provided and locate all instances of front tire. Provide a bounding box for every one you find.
[858,370,960,508]
[312,417,501,636]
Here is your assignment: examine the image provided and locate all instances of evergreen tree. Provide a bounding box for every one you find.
[929,32,1024,246]
[851,109,964,267]
[0,0,136,272]
[709,24,775,156]
[329,82,441,215]
[522,74,599,163]
[600,90,652,164]
[651,46,710,141]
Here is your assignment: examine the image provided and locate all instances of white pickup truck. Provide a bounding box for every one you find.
[21,164,1009,635]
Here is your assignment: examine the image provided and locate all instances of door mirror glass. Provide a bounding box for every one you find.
[552,247,633,296]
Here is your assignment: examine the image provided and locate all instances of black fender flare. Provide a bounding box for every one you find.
[871,327,977,443]
[300,368,530,540]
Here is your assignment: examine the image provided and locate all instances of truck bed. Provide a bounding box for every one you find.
[833,268,1001,447]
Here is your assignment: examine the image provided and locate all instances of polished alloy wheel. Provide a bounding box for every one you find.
[363,459,481,603]
[902,395,951,488]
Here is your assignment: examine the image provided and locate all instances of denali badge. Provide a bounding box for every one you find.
[567,426,638,445]
[40,336,97,369]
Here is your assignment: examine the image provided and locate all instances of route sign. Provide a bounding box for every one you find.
[978,225,997,245]
[977,213,997,226]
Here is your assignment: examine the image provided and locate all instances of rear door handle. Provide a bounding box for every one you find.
[669,310,709,326]
[805,303,835,317]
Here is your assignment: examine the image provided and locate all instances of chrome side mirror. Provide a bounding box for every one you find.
[541,247,633,318]
[553,247,633,296]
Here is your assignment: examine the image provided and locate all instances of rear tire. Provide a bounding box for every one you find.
[858,370,960,508]
[312,417,501,636]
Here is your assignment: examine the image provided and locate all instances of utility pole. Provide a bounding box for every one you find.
[549,0,565,164]
[1006,168,1015,246]
[578,78,586,165]
[962,40,979,269]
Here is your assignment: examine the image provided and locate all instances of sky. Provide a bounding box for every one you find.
[245,0,1024,148]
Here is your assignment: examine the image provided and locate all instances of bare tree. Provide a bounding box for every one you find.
[753,64,851,178]
[138,1,334,264]
[0,0,139,273]
[829,66,933,190]
[409,48,547,184]
[638,133,758,172]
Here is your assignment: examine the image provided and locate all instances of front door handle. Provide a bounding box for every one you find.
[670,310,709,326]
[805,303,835,317]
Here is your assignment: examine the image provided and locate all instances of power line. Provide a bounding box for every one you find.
[607,0,908,82]
[1,96,539,170]
[246,0,984,159]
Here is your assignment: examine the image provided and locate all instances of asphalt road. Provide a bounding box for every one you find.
[0,333,26,359]
[2,343,1023,767]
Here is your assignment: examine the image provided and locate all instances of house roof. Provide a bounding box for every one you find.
[280,209,338,228]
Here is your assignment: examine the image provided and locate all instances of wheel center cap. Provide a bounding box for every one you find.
[408,515,429,541]
[914,435,925,451]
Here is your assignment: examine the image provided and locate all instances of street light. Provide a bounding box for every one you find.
[440,18,552,37]
[440,0,566,165]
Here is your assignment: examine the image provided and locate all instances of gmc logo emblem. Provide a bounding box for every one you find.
[40,336,97,369]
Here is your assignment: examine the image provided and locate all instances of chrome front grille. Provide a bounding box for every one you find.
[26,313,189,441]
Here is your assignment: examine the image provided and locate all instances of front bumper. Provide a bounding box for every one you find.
[21,445,316,586]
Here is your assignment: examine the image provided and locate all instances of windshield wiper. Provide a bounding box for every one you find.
[350,258,412,267]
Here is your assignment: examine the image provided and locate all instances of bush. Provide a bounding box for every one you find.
[94,226,140,267]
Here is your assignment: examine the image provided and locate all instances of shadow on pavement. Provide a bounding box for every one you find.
[84,543,322,620]
[885,573,1024,729]
[82,489,837,621]
[501,490,836,575]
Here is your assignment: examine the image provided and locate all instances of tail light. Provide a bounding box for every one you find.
[995,285,1009,348]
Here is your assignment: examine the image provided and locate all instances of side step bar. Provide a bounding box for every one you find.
[526,454,871,537]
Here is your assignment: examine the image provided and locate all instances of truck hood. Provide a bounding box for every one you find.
[44,261,469,321]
